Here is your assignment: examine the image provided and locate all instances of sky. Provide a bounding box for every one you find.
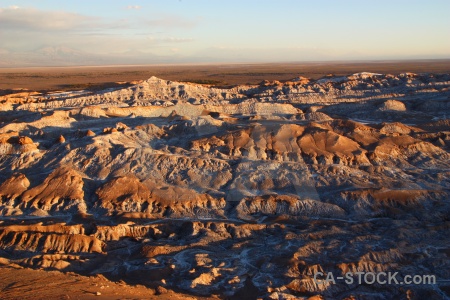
[0,0,449,66]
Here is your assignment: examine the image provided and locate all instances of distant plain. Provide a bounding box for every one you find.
[1,60,450,93]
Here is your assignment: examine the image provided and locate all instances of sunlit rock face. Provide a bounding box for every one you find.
[0,73,449,299]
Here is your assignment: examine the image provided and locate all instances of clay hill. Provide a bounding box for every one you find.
[0,72,449,299]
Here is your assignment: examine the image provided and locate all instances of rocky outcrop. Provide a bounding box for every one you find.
[0,229,104,253]
[0,134,38,154]
[236,195,346,219]
[96,175,156,214]
[379,99,407,111]
[19,167,87,215]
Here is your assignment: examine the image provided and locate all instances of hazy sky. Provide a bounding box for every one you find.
[1,0,449,65]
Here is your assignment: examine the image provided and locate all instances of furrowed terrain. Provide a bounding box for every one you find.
[0,71,449,299]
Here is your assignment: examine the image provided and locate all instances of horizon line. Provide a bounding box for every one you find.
[1,58,450,71]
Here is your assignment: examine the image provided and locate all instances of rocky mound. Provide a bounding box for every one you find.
[18,167,87,215]
[379,99,407,111]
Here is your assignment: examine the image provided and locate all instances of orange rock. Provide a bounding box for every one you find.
[86,129,96,137]
[18,136,33,145]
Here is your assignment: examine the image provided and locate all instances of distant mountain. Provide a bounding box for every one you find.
[0,46,106,67]
[36,46,86,58]
[0,46,189,67]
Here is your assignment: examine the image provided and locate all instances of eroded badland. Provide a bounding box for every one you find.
[0,64,449,299]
